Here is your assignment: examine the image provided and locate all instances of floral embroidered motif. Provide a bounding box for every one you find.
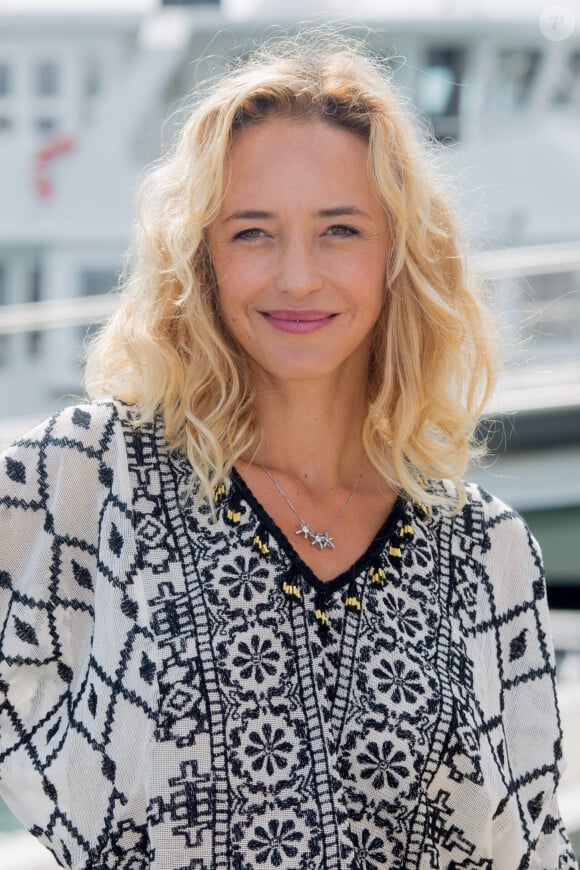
[357,740,410,790]
[220,554,269,601]
[247,818,304,865]
[372,657,426,706]
[244,722,294,775]
[232,635,280,684]
[0,401,576,870]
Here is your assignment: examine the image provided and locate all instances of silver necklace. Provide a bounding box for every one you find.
[258,458,366,550]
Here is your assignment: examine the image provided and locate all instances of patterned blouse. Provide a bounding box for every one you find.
[0,401,577,870]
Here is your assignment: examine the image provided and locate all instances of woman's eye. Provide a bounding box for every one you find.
[233,228,264,240]
[326,224,358,237]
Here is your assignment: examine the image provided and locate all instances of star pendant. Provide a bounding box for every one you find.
[296,523,312,539]
[320,532,335,549]
[311,531,334,550]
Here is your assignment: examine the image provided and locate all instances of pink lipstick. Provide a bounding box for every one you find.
[261,310,336,335]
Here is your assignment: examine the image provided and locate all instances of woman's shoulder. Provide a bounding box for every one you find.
[445,481,548,628]
[431,479,533,543]
[0,399,143,527]
[462,480,519,517]
[427,479,542,587]
[0,399,146,479]
[461,480,537,554]
[3,398,132,450]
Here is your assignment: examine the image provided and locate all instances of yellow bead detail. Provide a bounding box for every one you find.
[344,596,361,611]
[400,524,414,538]
[214,483,226,502]
[253,535,270,557]
[315,609,329,627]
[282,582,301,600]
[370,566,386,585]
[227,509,241,523]
[388,546,402,559]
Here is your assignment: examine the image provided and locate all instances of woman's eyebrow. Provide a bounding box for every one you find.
[223,206,371,222]
[317,206,370,218]
[223,209,274,222]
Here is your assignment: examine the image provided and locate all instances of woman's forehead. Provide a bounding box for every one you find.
[222,117,377,206]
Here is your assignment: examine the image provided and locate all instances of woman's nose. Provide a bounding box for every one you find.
[275,238,323,296]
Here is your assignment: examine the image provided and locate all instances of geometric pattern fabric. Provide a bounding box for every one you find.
[0,401,577,869]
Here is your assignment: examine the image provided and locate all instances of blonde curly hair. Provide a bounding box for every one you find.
[85,30,500,510]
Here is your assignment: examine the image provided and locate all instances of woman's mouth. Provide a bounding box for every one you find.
[261,310,337,335]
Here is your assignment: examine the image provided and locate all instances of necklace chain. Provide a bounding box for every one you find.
[258,457,366,551]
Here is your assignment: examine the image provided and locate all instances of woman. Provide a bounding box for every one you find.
[0,32,577,870]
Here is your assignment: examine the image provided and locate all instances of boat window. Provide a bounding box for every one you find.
[416,47,465,140]
[80,57,102,125]
[0,62,10,97]
[84,56,101,100]
[79,269,117,298]
[27,264,42,358]
[78,268,118,341]
[35,117,59,135]
[551,51,580,105]
[490,50,542,112]
[515,270,580,364]
[35,59,60,97]
[0,265,7,365]
[488,267,580,368]
[523,505,580,606]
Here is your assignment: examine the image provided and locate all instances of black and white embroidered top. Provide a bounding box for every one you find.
[0,401,577,870]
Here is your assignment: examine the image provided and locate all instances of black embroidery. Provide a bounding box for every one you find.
[99,465,114,488]
[510,628,528,661]
[140,652,156,685]
[528,791,545,822]
[46,717,61,743]
[57,662,73,683]
[72,559,93,590]
[72,407,92,429]
[109,522,124,556]
[13,615,38,645]
[0,402,576,870]
[88,684,98,717]
[5,456,26,484]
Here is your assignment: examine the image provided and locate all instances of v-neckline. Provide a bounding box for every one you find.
[230,467,407,593]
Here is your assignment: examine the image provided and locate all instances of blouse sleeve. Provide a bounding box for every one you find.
[470,486,578,868]
[0,402,152,868]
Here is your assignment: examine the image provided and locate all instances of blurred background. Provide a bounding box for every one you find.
[0,0,578,866]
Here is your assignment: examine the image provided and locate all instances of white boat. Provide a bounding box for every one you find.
[1,0,579,415]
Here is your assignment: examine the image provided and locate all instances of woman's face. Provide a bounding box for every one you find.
[207,116,390,390]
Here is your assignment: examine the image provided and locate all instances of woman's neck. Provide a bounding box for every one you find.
[249,375,368,489]
[235,374,396,584]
